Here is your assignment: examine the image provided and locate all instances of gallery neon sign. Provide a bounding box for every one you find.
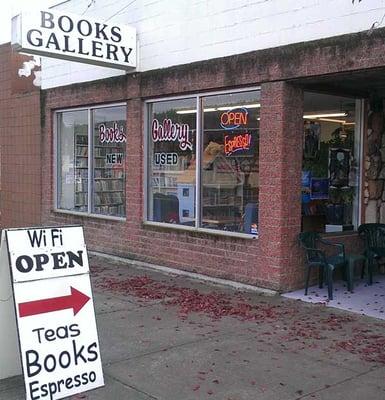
[151,119,192,151]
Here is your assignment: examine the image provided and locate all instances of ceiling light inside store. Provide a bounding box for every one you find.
[217,103,260,110]
[303,112,347,119]
[241,103,261,108]
[176,108,216,114]
[316,118,347,124]
[176,103,261,114]
[176,109,197,114]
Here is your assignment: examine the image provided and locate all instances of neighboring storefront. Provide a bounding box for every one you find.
[4,3,385,292]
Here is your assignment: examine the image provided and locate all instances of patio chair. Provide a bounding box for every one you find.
[357,223,385,285]
[298,232,347,300]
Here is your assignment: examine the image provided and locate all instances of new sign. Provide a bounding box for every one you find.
[0,226,104,400]
[11,9,136,70]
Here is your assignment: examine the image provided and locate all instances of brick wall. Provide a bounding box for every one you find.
[40,27,385,291]
[0,44,41,228]
[259,82,304,290]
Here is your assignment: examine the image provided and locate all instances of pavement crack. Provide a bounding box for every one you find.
[96,308,135,315]
[106,331,235,366]
[295,367,381,399]
[104,371,159,399]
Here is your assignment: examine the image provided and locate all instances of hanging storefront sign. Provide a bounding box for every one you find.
[11,9,136,70]
[0,226,104,400]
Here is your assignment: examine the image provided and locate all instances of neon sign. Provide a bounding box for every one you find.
[220,107,248,130]
[151,118,192,151]
[224,133,252,156]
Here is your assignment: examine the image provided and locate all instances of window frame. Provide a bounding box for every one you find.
[54,102,127,221]
[144,87,261,239]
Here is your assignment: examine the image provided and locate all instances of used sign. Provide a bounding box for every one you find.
[11,9,136,70]
[1,226,104,400]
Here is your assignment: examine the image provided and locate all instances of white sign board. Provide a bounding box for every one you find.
[11,9,136,70]
[0,233,21,380]
[2,226,104,400]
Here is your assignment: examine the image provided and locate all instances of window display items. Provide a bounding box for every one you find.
[310,178,329,200]
[329,148,350,188]
[303,121,320,159]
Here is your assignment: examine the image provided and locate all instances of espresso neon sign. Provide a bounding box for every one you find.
[224,133,252,156]
[220,107,248,130]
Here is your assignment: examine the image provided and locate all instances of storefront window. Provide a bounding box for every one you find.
[302,92,361,233]
[58,110,88,212]
[201,92,260,233]
[57,105,126,218]
[147,98,196,225]
[92,106,126,216]
[146,89,260,235]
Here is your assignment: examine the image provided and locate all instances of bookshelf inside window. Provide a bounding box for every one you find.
[73,134,126,217]
[92,118,126,217]
[74,131,88,213]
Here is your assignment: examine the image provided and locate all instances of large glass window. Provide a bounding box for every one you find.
[57,105,126,218]
[58,110,88,212]
[202,92,260,233]
[147,99,196,225]
[302,92,361,233]
[147,89,260,236]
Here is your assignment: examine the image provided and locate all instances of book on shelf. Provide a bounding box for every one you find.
[76,146,88,156]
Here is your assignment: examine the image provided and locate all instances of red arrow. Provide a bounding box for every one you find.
[18,287,90,318]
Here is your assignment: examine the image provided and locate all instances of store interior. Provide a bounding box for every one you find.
[301,92,360,233]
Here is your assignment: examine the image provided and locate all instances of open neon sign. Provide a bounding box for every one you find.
[220,107,248,130]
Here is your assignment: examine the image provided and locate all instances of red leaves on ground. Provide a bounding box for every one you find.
[335,331,385,364]
[93,267,385,366]
[95,274,282,321]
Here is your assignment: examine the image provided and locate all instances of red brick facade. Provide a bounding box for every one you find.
[0,44,41,228]
[4,27,385,291]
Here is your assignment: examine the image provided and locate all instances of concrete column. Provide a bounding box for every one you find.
[258,81,304,290]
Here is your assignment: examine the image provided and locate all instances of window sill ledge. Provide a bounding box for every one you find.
[143,220,258,239]
[53,208,126,222]
[320,231,358,239]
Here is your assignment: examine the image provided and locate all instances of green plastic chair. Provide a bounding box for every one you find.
[299,232,347,300]
[357,223,385,285]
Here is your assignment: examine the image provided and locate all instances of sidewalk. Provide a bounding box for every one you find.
[1,253,385,400]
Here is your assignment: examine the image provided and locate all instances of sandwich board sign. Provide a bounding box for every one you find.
[0,226,104,400]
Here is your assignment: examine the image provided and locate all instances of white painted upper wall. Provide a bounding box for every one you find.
[41,0,385,89]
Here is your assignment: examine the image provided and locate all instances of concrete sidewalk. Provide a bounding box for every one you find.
[1,254,385,400]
